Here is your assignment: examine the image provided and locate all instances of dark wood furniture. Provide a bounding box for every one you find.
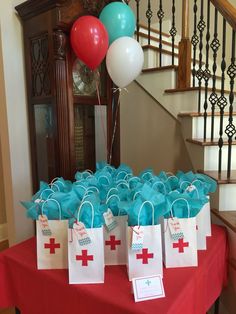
[15,0,120,192]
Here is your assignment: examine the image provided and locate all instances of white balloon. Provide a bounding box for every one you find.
[106,37,144,88]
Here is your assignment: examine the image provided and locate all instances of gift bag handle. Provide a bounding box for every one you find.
[39,188,54,200]
[106,194,121,216]
[116,171,129,181]
[152,181,167,195]
[141,172,153,181]
[133,191,141,200]
[86,186,99,194]
[98,175,110,186]
[138,201,155,226]
[180,180,191,189]
[116,181,129,189]
[165,175,178,183]
[41,198,62,220]
[74,183,87,192]
[77,201,94,228]
[106,187,119,200]
[170,198,190,218]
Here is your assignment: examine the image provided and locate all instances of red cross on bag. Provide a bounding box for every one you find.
[105,235,121,250]
[172,238,189,253]
[76,250,94,266]
[136,248,154,264]
[44,238,61,254]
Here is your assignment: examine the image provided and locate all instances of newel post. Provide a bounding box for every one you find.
[177,0,192,88]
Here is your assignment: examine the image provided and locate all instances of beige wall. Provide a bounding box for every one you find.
[0,143,6,224]
[120,82,193,175]
[0,0,34,244]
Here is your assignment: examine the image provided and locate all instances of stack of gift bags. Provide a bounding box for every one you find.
[22,163,216,284]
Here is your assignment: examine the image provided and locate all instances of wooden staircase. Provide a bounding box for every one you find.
[127,0,236,312]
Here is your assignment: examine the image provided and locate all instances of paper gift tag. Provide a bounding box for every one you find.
[73,222,91,246]
[186,185,196,192]
[168,217,184,241]
[131,226,144,251]
[103,209,118,232]
[38,215,52,236]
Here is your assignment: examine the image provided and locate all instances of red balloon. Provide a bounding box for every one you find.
[70,16,109,70]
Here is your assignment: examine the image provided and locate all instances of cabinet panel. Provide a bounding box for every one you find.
[34,104,57,182]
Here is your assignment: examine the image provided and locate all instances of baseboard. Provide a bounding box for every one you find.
[0,223,8,241]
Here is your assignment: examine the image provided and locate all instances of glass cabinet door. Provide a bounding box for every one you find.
[34,104,57,182]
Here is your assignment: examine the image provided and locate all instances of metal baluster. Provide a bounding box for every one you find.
[209,8,220,141]
[191,0,199,87]
[203,0,211,140]
[217,18,227,173]
[146,0,153,45]
[169,0,177,65]
[196,0,206,113]
[157,0,164,67]
[135,0,141,42]
[225,30,236,178]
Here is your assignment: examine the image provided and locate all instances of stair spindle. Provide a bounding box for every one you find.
[135,0,140,42]
[157,0,164,67]
[209,8,220,141]
[169,0,177,65]
[203,0,211,140]
[225,30,236,178]
[196,0,206,113]
[217,18,228,173]
[191,0,199,87]
[146,0,153,45]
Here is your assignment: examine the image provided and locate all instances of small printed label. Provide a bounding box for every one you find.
[131,226,144,251]
[73,222,91,246]
[186,185,196,192]
[35,198,43,204]
[168,217,184,241]
[103,209,118,232]
[38,215,52,236]
[132,275,165,302]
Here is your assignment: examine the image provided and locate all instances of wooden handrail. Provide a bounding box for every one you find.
[210,0,236,31]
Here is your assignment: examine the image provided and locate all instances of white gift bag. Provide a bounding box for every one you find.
[162,198,198,268]
[36,199,68,270]
[104,194,127,265]
[68,201,104,284]
[127,201,163,281]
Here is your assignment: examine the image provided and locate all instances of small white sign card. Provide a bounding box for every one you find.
[132,275,165,302]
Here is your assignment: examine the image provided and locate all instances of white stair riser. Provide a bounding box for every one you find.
[139,37,178,54]
[204,145,236,171]
[185,141,236,172]
[211,184,236,211]
[138,27,171,41]
[192,116,233,140]
[143,49,231,90]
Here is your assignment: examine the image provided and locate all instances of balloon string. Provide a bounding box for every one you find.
[109,94,120,164]
[95,77,107,159]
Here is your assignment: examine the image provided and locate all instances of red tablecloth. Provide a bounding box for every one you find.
[0,224,228,314]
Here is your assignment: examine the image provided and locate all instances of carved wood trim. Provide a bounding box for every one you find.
[53,30,67,60]
[210,0,236,31]
[15,0,69,20]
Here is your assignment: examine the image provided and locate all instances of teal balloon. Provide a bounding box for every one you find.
[99,2,136,45]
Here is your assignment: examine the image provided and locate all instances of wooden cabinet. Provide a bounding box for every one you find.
[15,0,120,192]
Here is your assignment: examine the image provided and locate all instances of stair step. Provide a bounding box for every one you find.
[186,138,236,146]
[139,23,171,38]
[211,208,236,233]
[136,31,178,48]
[142,65,178,73]
[165,87,234,95]
[178,112,236,117]
[198,170,236,184]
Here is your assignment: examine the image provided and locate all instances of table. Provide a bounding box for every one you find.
[0,225,228,314]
